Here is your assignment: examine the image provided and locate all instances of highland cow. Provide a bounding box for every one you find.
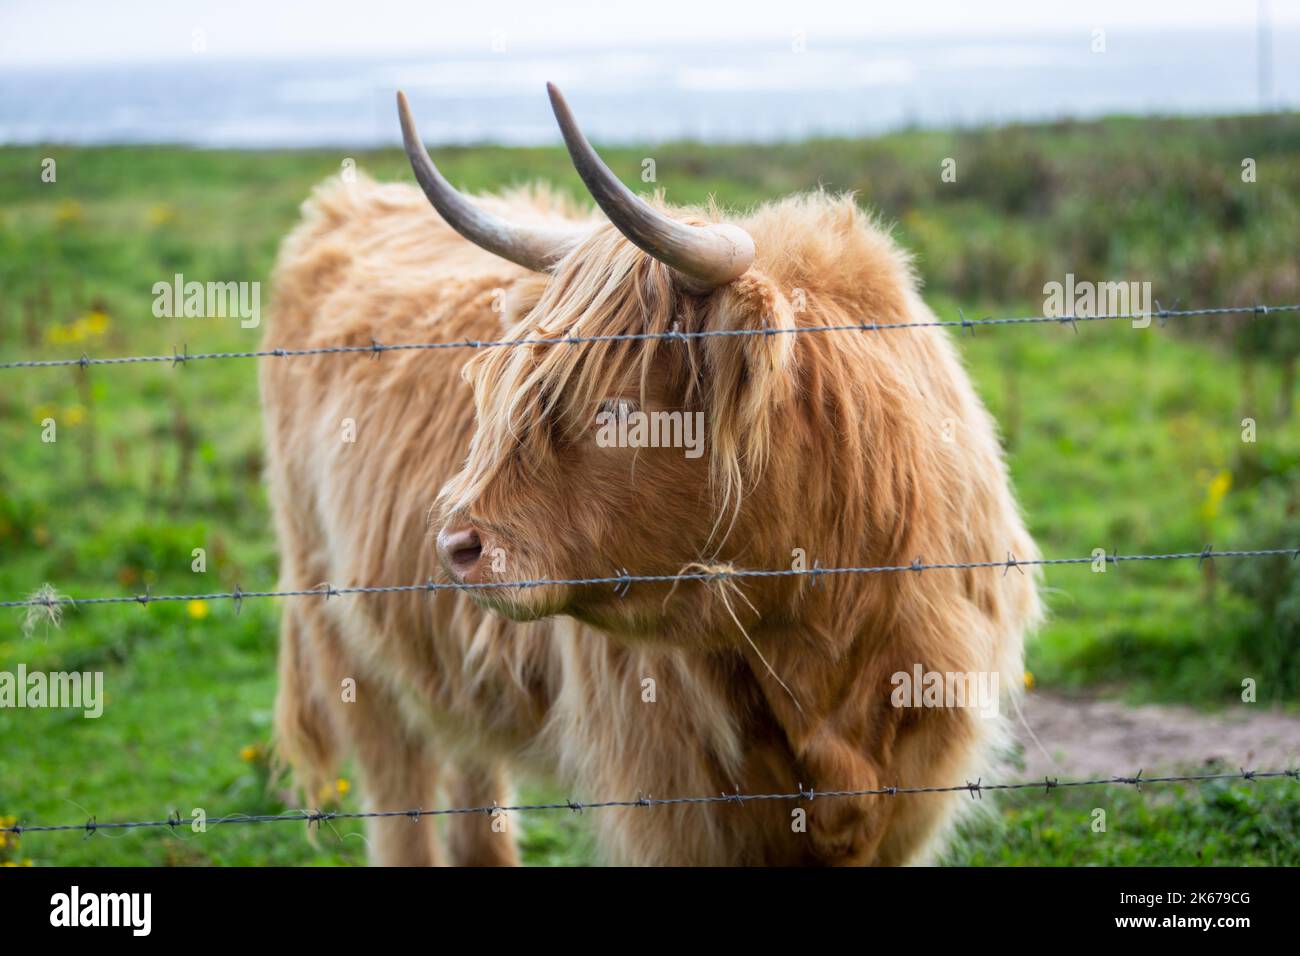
[260,85,1041,866]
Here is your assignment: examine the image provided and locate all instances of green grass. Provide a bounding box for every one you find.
[944,775,1300,866]
[1,113,1298,865]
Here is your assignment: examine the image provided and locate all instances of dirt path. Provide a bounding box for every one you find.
[1006,692,1300,781]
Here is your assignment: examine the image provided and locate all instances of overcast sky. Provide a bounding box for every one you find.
[2,0,1294,66]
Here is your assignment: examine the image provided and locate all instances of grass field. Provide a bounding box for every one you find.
[1,113,1298,866]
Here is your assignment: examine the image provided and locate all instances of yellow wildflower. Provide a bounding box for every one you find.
[54,199,84,226]
[146,203,176,227]
[187,599,209,620]
[84,310,111,335]
[1200,470,1232,522]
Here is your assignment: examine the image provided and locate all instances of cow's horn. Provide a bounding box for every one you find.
[546,83,755,294]
[397,91,581,272]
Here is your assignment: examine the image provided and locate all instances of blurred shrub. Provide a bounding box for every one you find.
[1223,485,1300,697]
[950,128,1062,217]
[0,491,48,550]
[74,518,209,587]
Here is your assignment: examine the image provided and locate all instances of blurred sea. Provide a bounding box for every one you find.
[1,29,1297,147]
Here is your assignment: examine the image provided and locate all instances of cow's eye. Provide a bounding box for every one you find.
[597,397,639,419]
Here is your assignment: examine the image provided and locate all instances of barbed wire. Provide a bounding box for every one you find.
[7,290,1297,861]
[3,545,1296,611]
[3,768,1294,836]
[2,302,1296,371]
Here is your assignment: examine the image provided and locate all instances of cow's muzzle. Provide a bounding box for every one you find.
[437,524,484,584]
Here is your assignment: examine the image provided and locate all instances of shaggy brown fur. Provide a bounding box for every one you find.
[261,172,1041,865]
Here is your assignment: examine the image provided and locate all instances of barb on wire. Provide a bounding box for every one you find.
[2,545,1295,611]
[2,768,1294,836]
[2,303,1297,371]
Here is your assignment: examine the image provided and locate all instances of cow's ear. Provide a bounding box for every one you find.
[703,269,797,404]
[495,273,550,332]
[697,270,797,487]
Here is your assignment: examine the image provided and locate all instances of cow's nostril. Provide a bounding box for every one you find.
[437,526,484,581]
[452,540,482,567]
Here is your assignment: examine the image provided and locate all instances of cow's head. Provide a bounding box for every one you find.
[402,86,798,639]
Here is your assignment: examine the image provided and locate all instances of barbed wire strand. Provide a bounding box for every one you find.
[3,768,1295,836]
[3,545,1296,611]
[3,303,1296,371]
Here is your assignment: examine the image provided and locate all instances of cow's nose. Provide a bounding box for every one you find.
[437,525,484,583]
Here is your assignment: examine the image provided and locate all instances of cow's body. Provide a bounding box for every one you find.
[261,173,1041,865]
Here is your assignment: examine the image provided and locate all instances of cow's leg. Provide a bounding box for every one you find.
[871,709,992,866]
[444,760,521,866]
[795,707,987,866]
[351,725,443,867]
[337,670,444,867]
[280,598,443,866]
[274,601,343,807]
